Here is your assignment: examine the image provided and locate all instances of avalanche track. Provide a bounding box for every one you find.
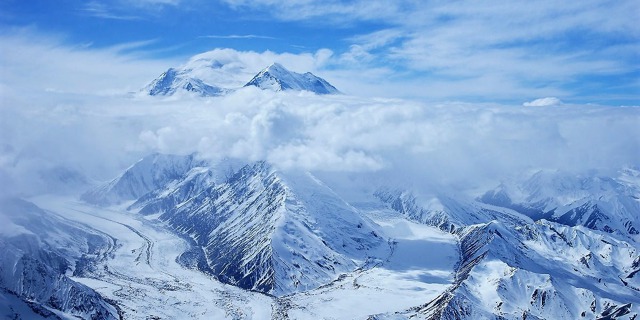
[30,196,459,319]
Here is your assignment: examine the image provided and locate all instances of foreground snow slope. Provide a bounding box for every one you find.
[31,196,274,319]
[0,198,119,320]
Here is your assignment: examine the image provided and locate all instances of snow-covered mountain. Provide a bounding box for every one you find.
[74,154,640,318]
[478,169,640,242]
[0,198,119,319]
[374,187,533,233]
[410,219,640,319]
[81,153,207,206]
[144,67,228,97]
[243,63,339,94]
[85,155,385,296]
[371,185,640,319]
[162,162,384,295]
[143,57,339,96]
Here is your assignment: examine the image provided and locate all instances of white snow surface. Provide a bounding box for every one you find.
[244,63,339,94]
[20,194,460,319]
[143,59,339,96]
[3,152,639,319]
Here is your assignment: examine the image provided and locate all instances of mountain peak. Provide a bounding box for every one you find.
[244,63,340,94]
[266,62,286,70]
[143,61,339,96]
[144,67,228,97]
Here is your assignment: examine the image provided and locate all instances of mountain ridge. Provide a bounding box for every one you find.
[243,63,339,94]
[77,153,640,318]
[144,61,339,96]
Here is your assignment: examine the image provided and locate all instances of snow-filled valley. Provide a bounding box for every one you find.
[3,192,460,319]
[29,196,274,319]
[2,150,639,319]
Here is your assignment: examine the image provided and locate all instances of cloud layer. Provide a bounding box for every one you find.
[2,1,638,104]
[221,0,640,104]
[2,87,638,197]
[1,31,638,197]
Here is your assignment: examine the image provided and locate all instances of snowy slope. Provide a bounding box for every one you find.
[81,153,207,206]
[29,195,274,319]
[368,178,640,320]
[374,187,532,233]
[84,155,386,296]
[158,162,385,296]
[479,169,640,241]
[127,166,214,215]
[144,67,228,97]
[244,63,339,94]
[0,198,119,319]
[410,220,640,320]
[143,56,339,96]
[73,153,640,318]
[142,53,256,96]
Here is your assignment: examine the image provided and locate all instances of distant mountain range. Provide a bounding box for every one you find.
[144,62,339,96]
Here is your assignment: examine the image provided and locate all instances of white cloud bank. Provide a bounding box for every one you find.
[1,88,638,197]
[523,97,563,107]
[220,0,639,104]
[1,31,638,197]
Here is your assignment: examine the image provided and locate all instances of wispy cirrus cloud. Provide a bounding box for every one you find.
[220,0,409,23]
[0,29,176,95]
[199,34,277,40]
[220,0,640,104]
[79,0,181,20]
[80,1,143,20]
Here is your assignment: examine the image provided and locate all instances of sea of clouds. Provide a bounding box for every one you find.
[1,30,638,197]
[1,87,638,197]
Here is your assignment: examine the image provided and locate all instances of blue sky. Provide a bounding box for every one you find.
[1,0,638,105]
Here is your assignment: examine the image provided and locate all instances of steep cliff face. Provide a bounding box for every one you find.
[158,162,384,296]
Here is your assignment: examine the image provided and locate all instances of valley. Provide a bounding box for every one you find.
[24,195,459,319]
